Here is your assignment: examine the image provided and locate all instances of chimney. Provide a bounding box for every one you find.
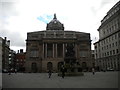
[18,50,19,53]
[7,40,10,46]
[20,49,23,53]
[4,37,7,40]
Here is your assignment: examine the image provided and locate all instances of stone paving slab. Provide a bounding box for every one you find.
[2,71,118,88]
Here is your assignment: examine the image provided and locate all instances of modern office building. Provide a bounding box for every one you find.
[25,14,93,73]
[94,1,120,71]
[8,49,16,71]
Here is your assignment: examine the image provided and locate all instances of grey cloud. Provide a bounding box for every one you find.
[0,1,18,17]
[0,1,25,48]
[90,0,118,15]
[99,0,119,10]
[0,1,18,27]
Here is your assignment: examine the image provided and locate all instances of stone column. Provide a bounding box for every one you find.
[46,43,47,58]
[75,43,77,58]
[56,43,57,58]
[43,43,44,58]
[53,43,54,58]
[63,43,65,58]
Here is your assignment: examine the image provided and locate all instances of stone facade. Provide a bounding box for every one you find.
[0,37,10,70]
[25,14,93,73]
[0,37,2,72]
[94,1,120,71]
[9,49,16,71]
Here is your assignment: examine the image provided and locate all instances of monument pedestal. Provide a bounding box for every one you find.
[58,43,84,76]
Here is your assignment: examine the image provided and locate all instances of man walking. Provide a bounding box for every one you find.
[8,69,11,75]
[61,66,65,78]
[92,68,95,75]
[48,69,52,78]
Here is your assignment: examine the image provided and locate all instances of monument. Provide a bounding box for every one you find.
[58,43,84,76]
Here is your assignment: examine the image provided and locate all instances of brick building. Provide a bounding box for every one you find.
[16,49,26,72]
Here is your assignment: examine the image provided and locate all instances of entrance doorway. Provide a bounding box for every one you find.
[31,62,37,73]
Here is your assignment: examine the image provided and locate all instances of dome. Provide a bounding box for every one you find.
[46,14,64,30]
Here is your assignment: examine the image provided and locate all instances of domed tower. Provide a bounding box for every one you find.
[46,14,64,30]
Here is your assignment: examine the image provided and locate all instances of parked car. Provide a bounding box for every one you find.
[10,68,13,73]
[107,68,114,71]
[2,69,8,73]
[109,68,114,71]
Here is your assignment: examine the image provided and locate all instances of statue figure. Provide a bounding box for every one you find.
[65,44,75,57]
[65,43,76,65]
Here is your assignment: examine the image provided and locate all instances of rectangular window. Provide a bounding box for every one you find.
[104,40,105,44]
[115,34,117,39]
[107,52,109,56]
[112,43,114,47]
[95,46,97,49]
[79,44,87,49]
[112,36,114,40]
[104,46,106,50]
[116,49,119,53]
[79,51,88,57]
[109,44,111,48]
[113,50,115,55]
[105,53,106,57]
[30,50,39,57]
[47,44,53,58]
[107,45,108,49]
[106,38,108,43]
[102,53,104,57]
[57,44,63,58]
[102,47,103,50]
[118,33,120,38]
[116,42,117,46]
[110,28,111,32]
[110,51,112,55]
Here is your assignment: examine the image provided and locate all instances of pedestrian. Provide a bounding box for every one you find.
[48,69,52,78]
[15,69,17,74]
[61,66,65,78]
[92,68,95,75]
[8,69,11,75]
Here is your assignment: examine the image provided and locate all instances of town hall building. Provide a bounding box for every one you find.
[25,14,93,73]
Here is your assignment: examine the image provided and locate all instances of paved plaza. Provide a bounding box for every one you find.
[2,71,118,88]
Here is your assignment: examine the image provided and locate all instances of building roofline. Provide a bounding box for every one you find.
[27,30,90,34]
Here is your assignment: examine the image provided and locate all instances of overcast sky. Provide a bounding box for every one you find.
[0,0,119,52]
